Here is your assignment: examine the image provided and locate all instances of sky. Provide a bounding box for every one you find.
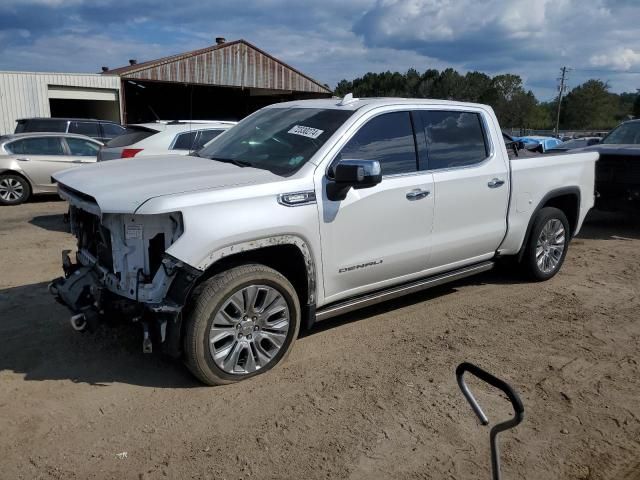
[0,0,639,101]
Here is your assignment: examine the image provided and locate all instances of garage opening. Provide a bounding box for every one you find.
[48,86,120,122]
[122,80,326,124]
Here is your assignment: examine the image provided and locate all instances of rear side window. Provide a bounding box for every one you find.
[172,131,198,150]
[69,121,100,138]
[194,129,223,149]
[338,111,417,176]
[420,111,488,170]
[101,123,126,138]
[15,119,67,133]
[7,137,65,155]
[106,127,158,147]
[65,137,100,156]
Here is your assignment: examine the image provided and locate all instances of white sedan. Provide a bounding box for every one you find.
[97,120,236,161]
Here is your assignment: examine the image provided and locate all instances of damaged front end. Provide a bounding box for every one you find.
[50,185,201,356]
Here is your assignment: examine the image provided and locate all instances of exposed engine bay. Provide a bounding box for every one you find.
[50,186,201,355]
[67,206,184,302]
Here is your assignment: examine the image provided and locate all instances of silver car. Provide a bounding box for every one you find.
[0,132,102,205]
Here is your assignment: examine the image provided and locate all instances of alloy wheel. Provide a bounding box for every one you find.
[535,218,566,274]
[208,285,291,375]
[0,177,24,202]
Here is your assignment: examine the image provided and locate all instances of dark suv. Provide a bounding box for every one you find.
[15,118,125,143]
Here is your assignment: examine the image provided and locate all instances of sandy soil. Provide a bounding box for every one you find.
[0,198,639,480]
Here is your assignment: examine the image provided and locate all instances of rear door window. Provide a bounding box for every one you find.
[65,137,100,156]
[194,129,224,149]
[69,121,100,138]
[172,131,198,150]
[337,111,418,176]
[100,123,126,139]
[420,111,488,170]
[7,137,65,155]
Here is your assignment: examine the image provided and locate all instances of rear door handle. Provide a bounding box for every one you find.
[406,189,430,201]
[488,178,505,188]
[16,157,29,162]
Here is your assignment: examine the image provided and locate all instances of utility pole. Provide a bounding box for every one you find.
[554,66,570,135]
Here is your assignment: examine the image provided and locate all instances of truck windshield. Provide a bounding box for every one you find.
[601,121,640,145]
[197,107,353,175]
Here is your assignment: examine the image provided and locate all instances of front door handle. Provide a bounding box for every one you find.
[16,157,30,162]
[488,178,505,188]
[406,189,430,201]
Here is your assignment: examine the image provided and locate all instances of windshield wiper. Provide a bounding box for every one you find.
[207,157,253,168]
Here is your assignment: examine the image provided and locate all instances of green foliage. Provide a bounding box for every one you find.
[334,69,638,130]
[631,93,640,118]
[560,80,619,129]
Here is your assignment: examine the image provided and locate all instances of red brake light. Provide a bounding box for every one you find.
[121,148,143,158]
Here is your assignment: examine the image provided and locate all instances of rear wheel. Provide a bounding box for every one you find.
[522,207,570,281]
[183,264,301,385]
[0,173,31,205]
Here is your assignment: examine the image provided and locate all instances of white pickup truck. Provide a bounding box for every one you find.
[51,96,598,385]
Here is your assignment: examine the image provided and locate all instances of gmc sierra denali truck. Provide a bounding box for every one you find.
[50,96,598,385]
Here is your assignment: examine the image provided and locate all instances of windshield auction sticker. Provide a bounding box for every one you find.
[288,125,324,139]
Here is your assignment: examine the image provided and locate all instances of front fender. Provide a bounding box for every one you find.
[199,234,317,304]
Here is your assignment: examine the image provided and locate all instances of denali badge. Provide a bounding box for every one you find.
[339,260,383,273]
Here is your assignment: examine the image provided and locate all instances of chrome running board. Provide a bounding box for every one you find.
[315,261,494,321]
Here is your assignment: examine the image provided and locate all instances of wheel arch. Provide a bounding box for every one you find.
[197,235,317,306]
[0,168,31,184]
[517,187,581,261]
[163,235,318,359]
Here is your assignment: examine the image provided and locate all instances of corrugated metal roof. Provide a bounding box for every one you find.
[105,39,331,94]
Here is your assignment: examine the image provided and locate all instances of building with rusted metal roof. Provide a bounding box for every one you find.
[0,38,332,134]
[105,37,332,124]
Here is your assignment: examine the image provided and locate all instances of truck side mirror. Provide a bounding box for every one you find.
[326,159,382,201]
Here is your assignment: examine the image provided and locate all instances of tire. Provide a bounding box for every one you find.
[0,173,31,205]
[521,207,570,281]
[183,264,301,386]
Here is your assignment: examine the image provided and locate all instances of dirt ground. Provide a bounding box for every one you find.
[0,198,639,480]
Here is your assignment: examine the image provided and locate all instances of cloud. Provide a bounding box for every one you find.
[591,48,640,71]
[0,0,638,100]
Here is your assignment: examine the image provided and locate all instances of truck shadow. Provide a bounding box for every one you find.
[577,210,640,241]
[0,281,200,388]
[29,213,69,233]
[0,280,469,388]
[303,268,525,337]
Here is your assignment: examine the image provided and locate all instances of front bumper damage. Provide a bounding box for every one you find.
[50,199,202,356]
[51,250,202,356]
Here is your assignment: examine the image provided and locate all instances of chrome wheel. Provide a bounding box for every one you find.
[0,177,24,202]
[536,218,565,274]
[208,284,290,375]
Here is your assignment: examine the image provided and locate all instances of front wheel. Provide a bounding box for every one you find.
[183,264,301,385]
[521,207,570,281]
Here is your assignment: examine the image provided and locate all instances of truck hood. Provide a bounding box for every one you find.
[53,155,283,213]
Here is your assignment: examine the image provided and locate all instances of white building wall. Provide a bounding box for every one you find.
[0,72,120,135]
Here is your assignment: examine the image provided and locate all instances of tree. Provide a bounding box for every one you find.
[561,80,618,129]
[333,69,632,129]
[430,68,465,100]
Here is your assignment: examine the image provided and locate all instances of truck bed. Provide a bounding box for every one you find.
[498,151,598,255]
